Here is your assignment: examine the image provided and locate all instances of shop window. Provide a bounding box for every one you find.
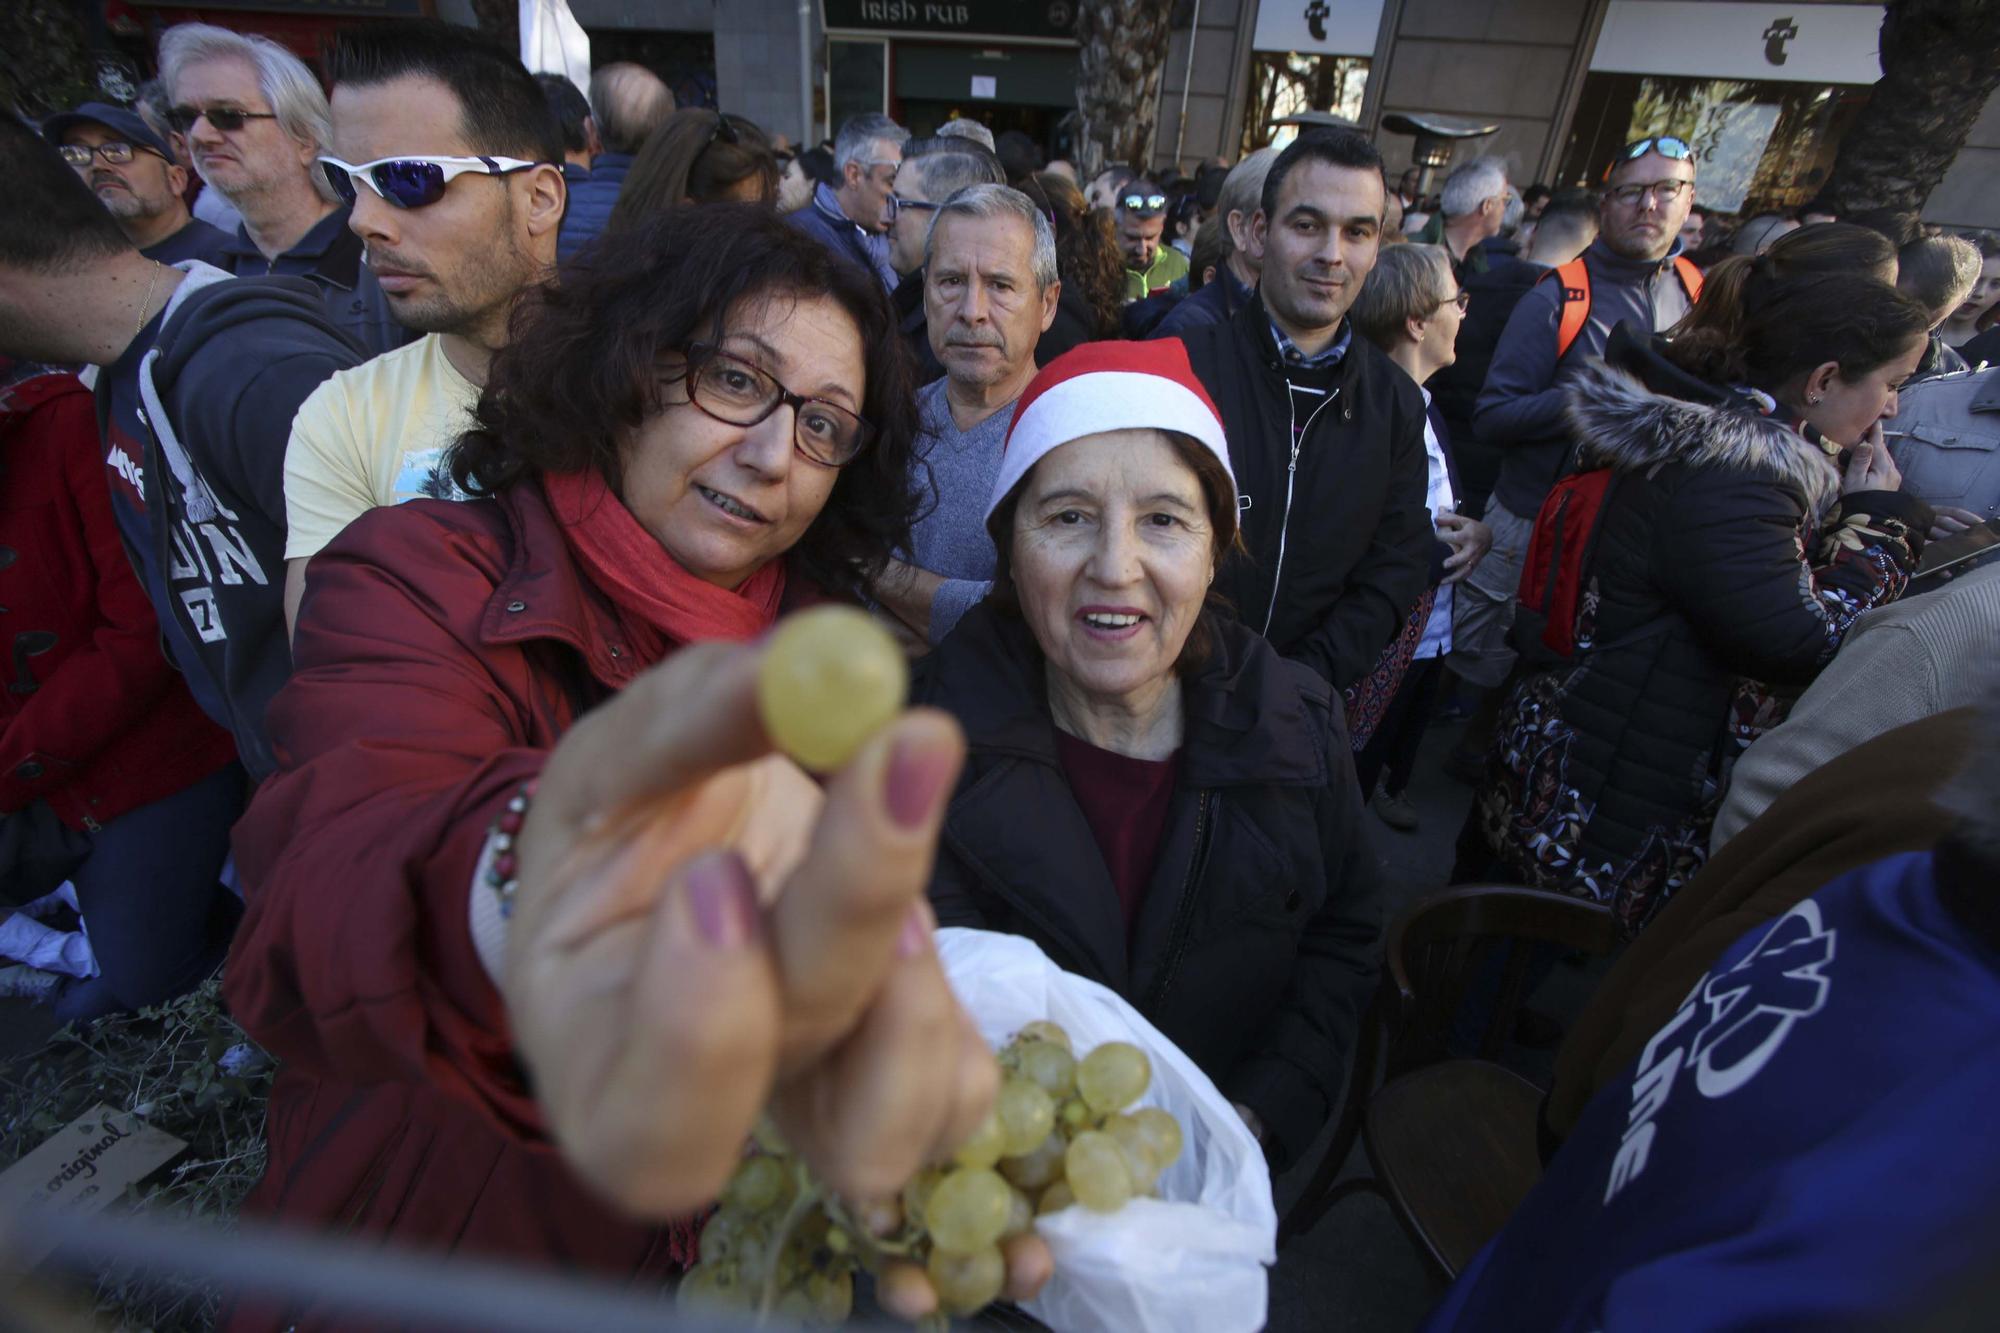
[828,38,890,141]
[1240,53,1369,157]
[1559,73,1869,215]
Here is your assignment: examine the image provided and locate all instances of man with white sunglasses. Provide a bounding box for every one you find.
[159,22,405,356]
[280,20,566,634]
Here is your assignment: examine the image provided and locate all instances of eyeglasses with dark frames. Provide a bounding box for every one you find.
[60,141,167,167]
[888,195,938,223]
[1605,178,1694,208]
[669,343,875,468]
[166,105,278,134]
[1438,289,1472,314]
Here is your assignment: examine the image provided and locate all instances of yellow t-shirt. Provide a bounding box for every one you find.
[283,332,479,560]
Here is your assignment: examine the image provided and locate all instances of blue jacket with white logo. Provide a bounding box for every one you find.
[1423,849,2000,1332]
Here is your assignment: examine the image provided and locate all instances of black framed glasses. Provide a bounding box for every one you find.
[167,105,278,133]
[1120,192,1168,215]
[59,141,165,167]
[1606,178,1694,208]
[672,343,874,468]
[316,153,545,210]
[1438,289,1472,314]
[888,194,937,222]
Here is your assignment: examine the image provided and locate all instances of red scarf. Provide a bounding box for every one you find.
[542,469,785,657]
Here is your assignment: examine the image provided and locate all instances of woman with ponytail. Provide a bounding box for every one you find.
[1475,260,1933,938]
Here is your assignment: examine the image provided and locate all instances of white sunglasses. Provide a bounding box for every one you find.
[316,153,543,209]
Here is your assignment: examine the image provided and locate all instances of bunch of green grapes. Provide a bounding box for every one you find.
[678,1023,1185,1326]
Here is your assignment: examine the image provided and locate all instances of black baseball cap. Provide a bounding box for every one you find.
[42,102,174,161]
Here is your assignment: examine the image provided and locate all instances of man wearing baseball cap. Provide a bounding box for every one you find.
[43,102,234,270]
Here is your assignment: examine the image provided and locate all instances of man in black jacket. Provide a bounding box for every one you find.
[0,117,364,780]
[1427,189,1598,519]
[1177,128,1433,693]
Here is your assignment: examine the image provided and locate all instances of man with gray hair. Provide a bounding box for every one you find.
[160,22,403,353]
[936,117,996,152]
[1414,155,1511,280]
[557,62,673,262]
[1151,146,1276,338]
[871,184,1060,645]
[788,111,909,289]
[886,137,1007,379]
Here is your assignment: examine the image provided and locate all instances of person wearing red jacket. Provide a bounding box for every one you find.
[0,358,242,1022]
[221,204,1047,1328]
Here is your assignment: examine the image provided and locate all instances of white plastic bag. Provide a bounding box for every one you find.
[936,928,1277,1333]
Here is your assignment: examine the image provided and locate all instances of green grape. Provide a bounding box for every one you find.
[774,1290,815,1322]
[902,1167,945,1231]
[1016,1020,1072,1050]
[752,1115,789,1155]
[1017,1039,1077,1099]
[926,1167,1012,1255]
[1065,1131,1135,1212]
[1001,1185,1034,1239]
[807,1269,854,1323]
[1076,1041,1151,1114]
[1132,1106,1185,1171]
[723,1153,789,1214]
[999,1128,1068,1191]
[954,1108,1007,1170]
[926,1243,1006,1315]
[756,606,909,771]
[677,1261,744,1311]
[699,1209,744,1265]
[1103,1113,1162,1192]
[996,1076,1056,1156]
[734,1220,775,1276]
[1036,1180,1075,1215]
[1059,1097,1092,1131]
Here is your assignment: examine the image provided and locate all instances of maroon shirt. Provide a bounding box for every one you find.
[1053,730,1183,932]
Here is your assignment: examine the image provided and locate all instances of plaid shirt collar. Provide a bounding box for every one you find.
[1270,317,1351,369]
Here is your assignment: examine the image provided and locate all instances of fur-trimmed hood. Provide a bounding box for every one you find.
[1564,349,1843,517]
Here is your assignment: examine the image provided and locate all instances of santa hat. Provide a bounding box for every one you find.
[987,340,1234,522]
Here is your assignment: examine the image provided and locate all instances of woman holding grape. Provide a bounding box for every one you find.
[916,340,1388,1173]
[221,206,1047,1327]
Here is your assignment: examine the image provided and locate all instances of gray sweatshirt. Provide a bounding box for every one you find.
[905,377,1016,644]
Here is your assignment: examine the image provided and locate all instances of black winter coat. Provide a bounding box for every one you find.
[917,604,1385,1170]
[1426,256,1547,516]
[1479,328,1931,937]
[1176,294,1434,691]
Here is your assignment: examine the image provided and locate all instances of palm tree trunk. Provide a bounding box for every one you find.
[1819,0,2000,213]
[1075,0,1179,176]
[466,0,520,60]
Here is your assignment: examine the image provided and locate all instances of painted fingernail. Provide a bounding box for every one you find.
[897,902,932,958]
[686,851,759,949]
[886,734,955,830]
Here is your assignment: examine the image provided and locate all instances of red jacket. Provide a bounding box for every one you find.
[224,485,695,1330]
[0,365,235,825]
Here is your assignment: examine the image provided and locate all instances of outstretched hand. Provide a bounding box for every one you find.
[497,638,1051,1314]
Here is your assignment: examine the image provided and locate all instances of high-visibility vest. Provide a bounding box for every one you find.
[1550,255,1706,360]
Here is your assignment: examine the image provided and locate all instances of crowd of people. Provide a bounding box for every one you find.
[2,14,1997,1331]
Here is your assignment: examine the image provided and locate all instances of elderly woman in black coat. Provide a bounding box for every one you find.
[1477,263,1933,938]
[916,340,1384,1172]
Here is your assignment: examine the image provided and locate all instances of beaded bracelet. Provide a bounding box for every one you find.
[483,779,538,919]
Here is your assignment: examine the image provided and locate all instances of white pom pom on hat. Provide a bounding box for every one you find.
[985,339,1235,523]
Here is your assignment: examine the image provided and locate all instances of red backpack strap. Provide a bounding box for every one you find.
[1673,255,1705,302]
[1552,257,1591,361]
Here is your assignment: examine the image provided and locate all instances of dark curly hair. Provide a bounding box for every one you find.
[450,204,922,599]
[1028,171,1124,338]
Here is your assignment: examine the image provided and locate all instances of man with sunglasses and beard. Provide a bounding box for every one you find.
[279,22,566,635]
[44,102,234,270]
[1445,137,1701,774]
[158,23,404,356]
